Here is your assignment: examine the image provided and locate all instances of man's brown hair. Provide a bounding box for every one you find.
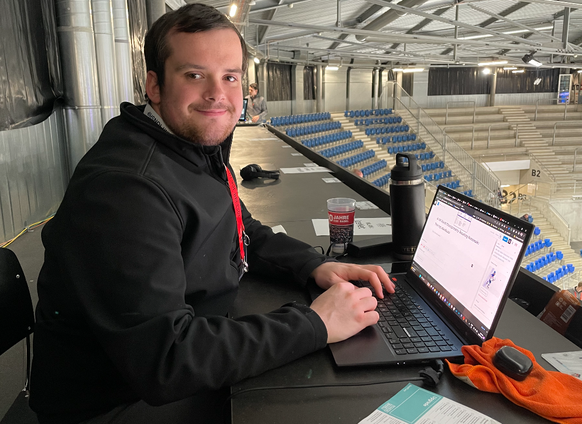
[144,3,248,91]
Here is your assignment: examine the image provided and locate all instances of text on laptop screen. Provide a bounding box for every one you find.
[239,99,248,122]
[411,189,528,341]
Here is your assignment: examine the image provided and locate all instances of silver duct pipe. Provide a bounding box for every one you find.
[146,0,165,29]
[316,64,323,112]
[356,0,430,42]
[92,0,120,124]
[336,0,342,28]
[55,0,103,172]
[112,0,134,103]
[562,8,571,50]
[373,67,380,109]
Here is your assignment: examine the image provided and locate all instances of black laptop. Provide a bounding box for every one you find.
[315,185,534,367]
[238,98,248,123]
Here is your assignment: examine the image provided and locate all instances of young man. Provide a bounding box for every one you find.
[569,282,582,301]
[245,82,268,123]
[29,4,393,424]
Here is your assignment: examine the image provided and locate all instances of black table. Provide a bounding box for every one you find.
[228,125,579,424]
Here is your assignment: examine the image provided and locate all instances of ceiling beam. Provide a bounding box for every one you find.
[250,18,578,54]
[467,3,565,44]
[327,4,384,50]
[365,0,542,47]
[257,1,285,44]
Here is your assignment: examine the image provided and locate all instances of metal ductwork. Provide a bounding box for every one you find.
[146,0,165,28]
[356,0,431,42]
[112,0,134,103]
[92,0,120,124]
[55,0,103,172]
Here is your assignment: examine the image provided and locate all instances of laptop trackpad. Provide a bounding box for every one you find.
[329,325,394,367]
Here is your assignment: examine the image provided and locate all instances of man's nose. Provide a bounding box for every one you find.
[204,78,226,101]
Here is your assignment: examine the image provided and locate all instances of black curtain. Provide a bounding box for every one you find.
[303,66,315,100]
[128,0,147,104]
[0,0,63,130]
[267,63,292,101]
[402,73,413,96]
[496,68,560,93]
[428,67,491,95]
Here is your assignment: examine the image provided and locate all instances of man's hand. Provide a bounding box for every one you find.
[251,115,259,123]
[309,283,379,343]
[310,262,394,298]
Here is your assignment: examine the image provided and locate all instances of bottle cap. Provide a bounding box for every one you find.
[390,153,422,181]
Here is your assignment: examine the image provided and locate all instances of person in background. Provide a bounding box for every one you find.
[29,4,393,424]
[246,82,268,123]
[568,281,582,301]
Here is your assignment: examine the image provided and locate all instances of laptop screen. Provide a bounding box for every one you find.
[239,99,248,122]
[410,187,532,342]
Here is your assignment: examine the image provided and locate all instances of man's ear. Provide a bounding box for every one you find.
[146,70,161,105]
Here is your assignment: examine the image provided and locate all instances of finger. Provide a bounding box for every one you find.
[348,266,394,298]
[357,293,378,312]
[360,309,380,327]
[364,266,395,297]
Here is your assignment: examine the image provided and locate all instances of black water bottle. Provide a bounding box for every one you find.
[389,153,425,260]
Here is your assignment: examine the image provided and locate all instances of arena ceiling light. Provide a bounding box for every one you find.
[253,57,260,64]
[326,66,339,71]
[503,67,517,70]
[393,68,424,73]
[522,53,542,67]
[229,3,237,17]
[512,69,525,73]
[478,60,508,66]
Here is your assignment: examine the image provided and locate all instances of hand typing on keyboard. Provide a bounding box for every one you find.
[309,262,394,298]
[309,262,395,344]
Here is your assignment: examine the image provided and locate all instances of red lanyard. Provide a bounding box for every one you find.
[225,165,248,274]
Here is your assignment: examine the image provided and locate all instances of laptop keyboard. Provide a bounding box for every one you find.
[353,281,456,355]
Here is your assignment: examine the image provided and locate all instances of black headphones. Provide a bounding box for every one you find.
[240,164,280,181]
[419,359,444,387]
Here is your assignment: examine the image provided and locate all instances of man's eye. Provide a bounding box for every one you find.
[187,73,201,79]
[226,76,237,82]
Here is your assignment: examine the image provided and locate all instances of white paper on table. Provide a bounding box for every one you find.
[542,351,582,380]
[359,383,500,424]
[322,177,341,183]
[280,166,331,174]
[356,200,379,210]
[312,217,391,236]
[270,225,287,234]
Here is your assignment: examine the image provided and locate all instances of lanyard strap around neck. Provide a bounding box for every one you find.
[225,165,248,273]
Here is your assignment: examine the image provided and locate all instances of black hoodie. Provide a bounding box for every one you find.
[30,103,328,423]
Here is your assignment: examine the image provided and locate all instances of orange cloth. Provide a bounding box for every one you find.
[446,337,582,424]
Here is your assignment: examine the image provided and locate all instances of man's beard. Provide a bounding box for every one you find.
[160,102,236,146]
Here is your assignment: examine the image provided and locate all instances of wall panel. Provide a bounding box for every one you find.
[0,110,68,243]
[347,69,373,111]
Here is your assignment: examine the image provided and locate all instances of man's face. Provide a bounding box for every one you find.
[249,86,258,97]
[146,28,244,146]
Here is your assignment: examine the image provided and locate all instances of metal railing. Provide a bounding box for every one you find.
[551,121,582,145]
[445,101,476,124]
[383,82,500,206]
[574,147,582,172]
[441,122,534,149]
[533,99,579,121]
[501,182,571,245]
[474,151,558,194]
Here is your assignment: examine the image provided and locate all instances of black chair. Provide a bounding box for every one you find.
[0,248,38,423]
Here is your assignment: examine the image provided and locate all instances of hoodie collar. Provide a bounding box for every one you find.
[120,102,234,165]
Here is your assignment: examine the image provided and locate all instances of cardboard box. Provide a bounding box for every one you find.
[538,290,581,335]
